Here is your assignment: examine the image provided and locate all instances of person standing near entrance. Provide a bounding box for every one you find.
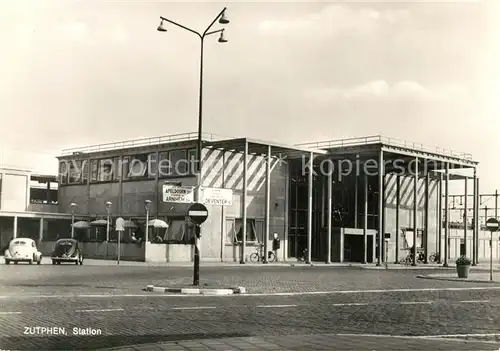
[272,233,280,261]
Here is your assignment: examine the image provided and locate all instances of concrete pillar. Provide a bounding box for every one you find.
[438,173,443,263]
[220,153,226,262]
[382,174,386,262]
[424,171,430,263]
[464,176,468,256]
[412,157,419,266]
[13,216,17,239]
[306,152,313,264]
[264,145,271,263]
[39,217,44,243]
[363,173,368,264]
[377,150,384,266]
[443,163,450,267]
[472,169,477,265]
[354,175,358,228]
[321,175,325,229]
[326,160,332,264]
[394,175,400,263]
[475,177,480,264]
[46,181,51,203]
[284,161,290,262]
[240,142,248,264]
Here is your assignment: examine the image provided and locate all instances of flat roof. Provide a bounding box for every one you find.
[296,135,477,167]
[205,137,327,158]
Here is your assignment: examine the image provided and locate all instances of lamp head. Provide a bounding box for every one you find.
[218,31,227,43]
[105,201,112,209]
[145,199,152,209]
[70,202,77,208]
[157,19,167,32]
[219,10,229,24]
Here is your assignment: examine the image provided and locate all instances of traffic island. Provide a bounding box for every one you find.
[144,285,246,295]
[416,273,500,284]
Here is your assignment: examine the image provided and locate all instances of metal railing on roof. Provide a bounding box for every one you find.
[296,135,473,161]
[61,132,232,156]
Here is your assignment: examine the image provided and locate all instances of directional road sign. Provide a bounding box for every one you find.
[115,217,125,231]
[486,218,499,232]
[188,203,209,226]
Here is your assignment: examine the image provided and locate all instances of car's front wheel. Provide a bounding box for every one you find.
[37,256,42,265]
[79,256,83,265]
[5,260,10,265]
[14,261,18,265]
[52,260,56,265]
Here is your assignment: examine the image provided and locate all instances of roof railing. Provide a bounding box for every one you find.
[296,135,473,161]
[61,132,232,156]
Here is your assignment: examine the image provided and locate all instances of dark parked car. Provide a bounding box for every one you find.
[51,239,83,265]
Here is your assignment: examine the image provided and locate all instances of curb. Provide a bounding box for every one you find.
[145,285,246,295]
[416,275,500,284]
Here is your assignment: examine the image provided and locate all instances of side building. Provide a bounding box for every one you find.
[0,166,77,253]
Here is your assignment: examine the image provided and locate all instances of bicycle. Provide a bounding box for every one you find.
[297,248,308,262]
[249,243,276,263]
[428,252,439,263]
[399,250,425,265]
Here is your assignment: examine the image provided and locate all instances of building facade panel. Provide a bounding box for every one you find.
[0,171,29,212]
[384,175,438,263]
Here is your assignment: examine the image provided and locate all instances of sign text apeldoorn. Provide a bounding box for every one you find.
[162,184,194,203]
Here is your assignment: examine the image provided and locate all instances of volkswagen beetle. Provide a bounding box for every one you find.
[51,238,83,265]
[4,238,42,265]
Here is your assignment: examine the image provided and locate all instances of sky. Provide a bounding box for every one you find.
[0,0,499,194]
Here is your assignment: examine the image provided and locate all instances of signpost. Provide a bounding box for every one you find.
[115,217,125,265]
[384,233,390,269]
[187,203,209,286]
[162,184,194,203]
[486,218,499,281]
[201,187,233,206]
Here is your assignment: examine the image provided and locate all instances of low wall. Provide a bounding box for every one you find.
[38,241,145,261]
[145,243,193,263]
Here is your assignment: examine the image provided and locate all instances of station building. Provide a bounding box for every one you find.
[51,132,495,265]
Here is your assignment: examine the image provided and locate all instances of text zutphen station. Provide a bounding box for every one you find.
[0,132,494,266]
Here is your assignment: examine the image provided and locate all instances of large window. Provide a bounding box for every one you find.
[122,153,155,180]
[88,157,120,182]
[226,218,259,243]
[68,160,82,184]
[188,149,197,174]
[98,157,119,182]
[90,160,98,182]
[157,149,192,178]
[169,149,188,176]
[58,161,67,185]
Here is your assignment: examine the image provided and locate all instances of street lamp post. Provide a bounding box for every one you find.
[105,201,112,242]
[157,7,230,186]
[158,9,229,286]
[70,202,77,239]
[145,200,151,242]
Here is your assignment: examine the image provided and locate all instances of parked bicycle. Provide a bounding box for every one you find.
[399,249,425,265]
[297,248,308,262]
[249,243,276,263]
[428,252,440,263]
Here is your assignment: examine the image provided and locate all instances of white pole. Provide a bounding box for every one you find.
[117,230,121,265]
[490,229,493,281]
[146,208,150,242]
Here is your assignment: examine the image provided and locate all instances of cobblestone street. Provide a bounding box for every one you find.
[1,262,500,350]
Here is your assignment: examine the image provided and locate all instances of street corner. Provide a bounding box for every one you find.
[416,272,500,284]
[144,284,246,295]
